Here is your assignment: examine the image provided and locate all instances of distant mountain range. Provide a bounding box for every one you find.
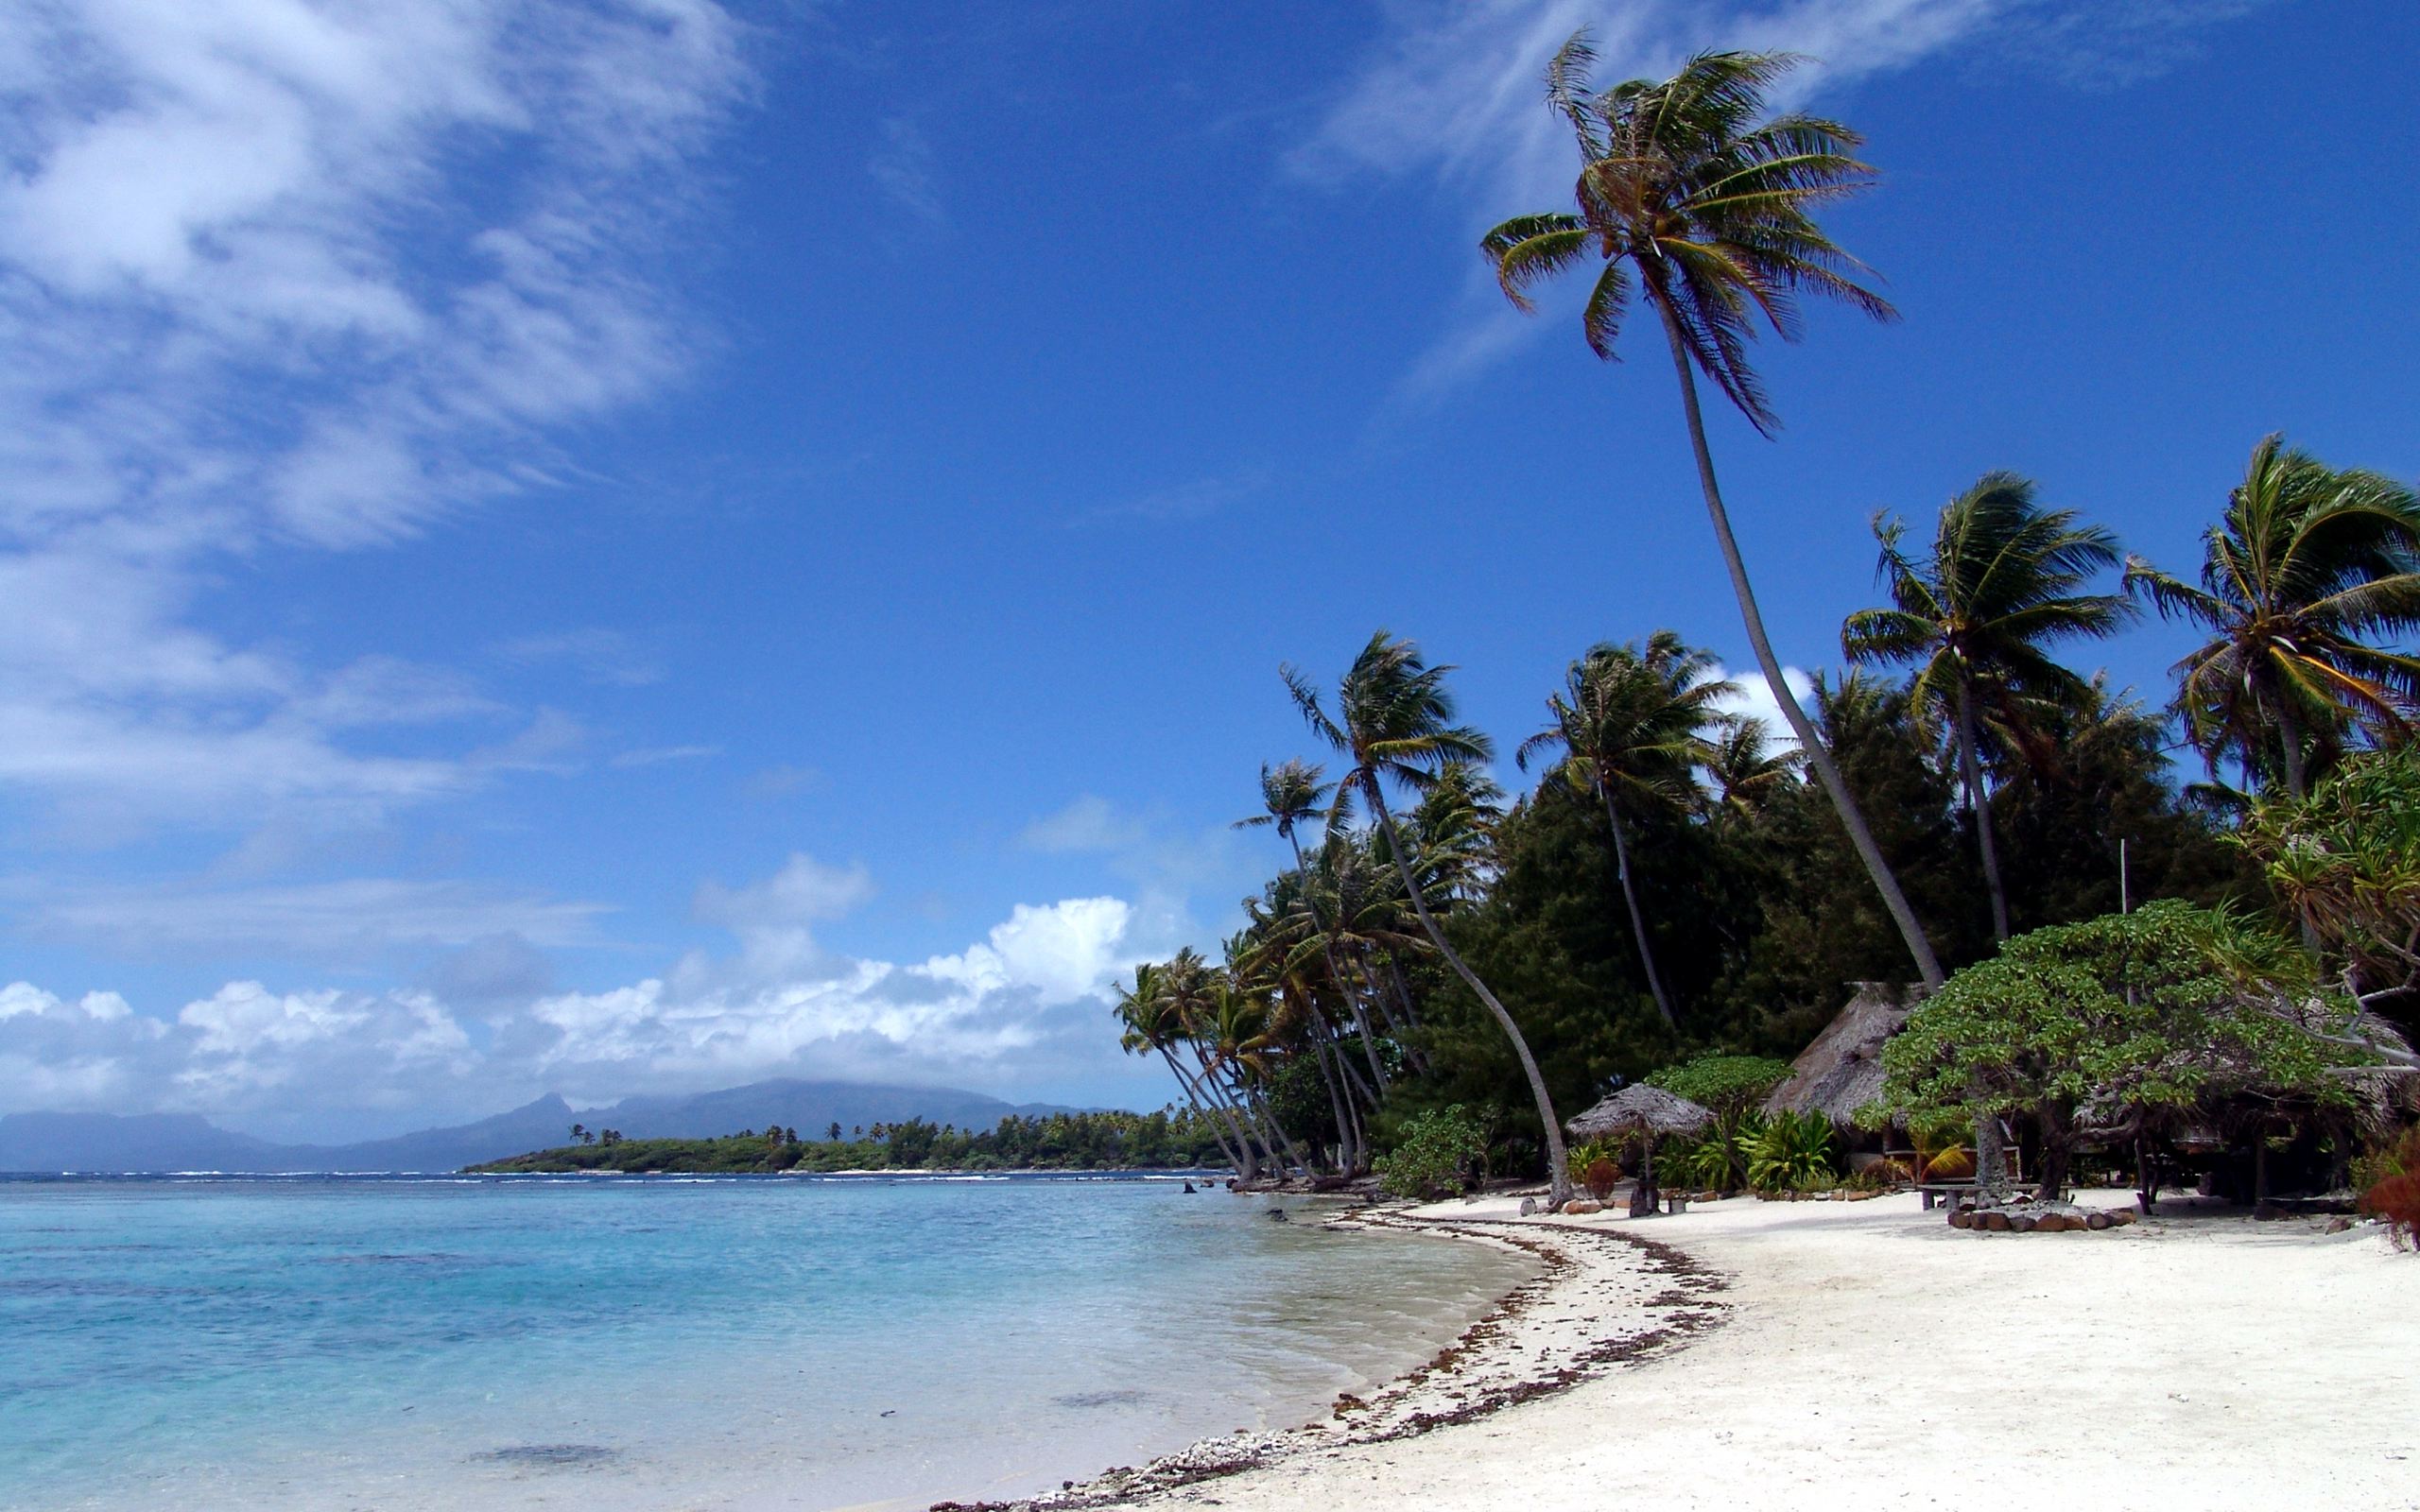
[0,1080,1085,1174]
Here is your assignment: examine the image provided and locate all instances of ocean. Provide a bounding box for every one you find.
[0,1173,1534,1510]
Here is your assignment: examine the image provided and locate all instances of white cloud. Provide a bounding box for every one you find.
[14,876,614,960]
[494,628,666,688]
[1703,662,1820,753]
[610,744,720,769]
[0,1,750,844]
[867,114,945,225]
[0,856,1157,1133]
[694,852,875,931]
[1020,795,1150,854]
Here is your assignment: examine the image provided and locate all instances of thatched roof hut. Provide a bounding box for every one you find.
[1764,981,1925,1128]
[1566,1084,1714,1143]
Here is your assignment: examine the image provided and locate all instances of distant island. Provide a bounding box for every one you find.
[0,1078,1106,1175]
[466,1109,1230,1174]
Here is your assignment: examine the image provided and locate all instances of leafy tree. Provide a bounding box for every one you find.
[2237,746,2420,1023]
[1288,631,1574,1205]
[1483,38,1942,989]
[2125,435,2420,799]
[1874,901,2365,1197]
[1647,1052,1791,1188]
[1374,1104,1488,1201]
[1517,631,1732,1027]
[1843,472,2131,941]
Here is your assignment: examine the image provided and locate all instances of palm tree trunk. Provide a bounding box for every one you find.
[1956,678,2012,943]
[2274,691,2309,801]
[2270,691,2325,954]
[1247,1084,1309,1176]
[1310,1033,1356,1173]
[1165,1046,1251,1177]
[1188,1045,1272,1177]
[1365,780,1571,1208]
[1288,832,1392,1094]
[1651,295,1945,990]
[1599,782,1678,1029]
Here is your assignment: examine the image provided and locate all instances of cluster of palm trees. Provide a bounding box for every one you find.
[1113,37,2420,1202]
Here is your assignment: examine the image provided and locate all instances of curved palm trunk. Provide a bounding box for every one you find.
[1365,782,1571,1208]
[1956,679,2012,943]
[1288,832,1392,1094]
[1188,1044,1273,1177]
[1163,1046,1251,1177]
[1651,296,1945,990]
[1309,1033,1357,1174]
[1599,782,1678,1029]
[1247,1083,1309,1176]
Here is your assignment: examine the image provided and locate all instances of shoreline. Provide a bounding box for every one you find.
[935,1203,1731,1512]
[972,1190,2419,1512]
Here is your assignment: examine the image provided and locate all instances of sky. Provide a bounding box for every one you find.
[2,0,2413,1143]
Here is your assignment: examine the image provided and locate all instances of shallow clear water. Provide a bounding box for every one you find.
[0,1174,1534,1510]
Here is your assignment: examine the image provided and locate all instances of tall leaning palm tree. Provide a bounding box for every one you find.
[1843,472,2131,942]
[1285,630,1573,1208]
[1483,38,1942,988]
[2125,435,2420,800]
[1235,758,1391,1094]
[1516,631,1729,1029]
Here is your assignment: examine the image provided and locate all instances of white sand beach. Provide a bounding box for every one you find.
[1036,1192,2418,1512]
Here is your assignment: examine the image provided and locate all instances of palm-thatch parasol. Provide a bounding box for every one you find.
[1565,1085,1714,1213]
[1565,1083,1715,1143]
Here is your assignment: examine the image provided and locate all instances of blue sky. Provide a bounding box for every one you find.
[2,0,2413,1142]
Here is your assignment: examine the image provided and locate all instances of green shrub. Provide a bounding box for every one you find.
[1375,1104,1489,1201]
[1669,1127,1738,1190]
[1744,1109,1837,1194]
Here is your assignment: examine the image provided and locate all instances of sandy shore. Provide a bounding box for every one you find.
[986,1189,2419,1512]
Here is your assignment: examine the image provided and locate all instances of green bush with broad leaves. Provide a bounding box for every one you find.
[1376,1104,1490,1201]
[1743,1108,1837,1193]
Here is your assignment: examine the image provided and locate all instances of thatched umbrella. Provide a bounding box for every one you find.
[1565,1085,1714,1212]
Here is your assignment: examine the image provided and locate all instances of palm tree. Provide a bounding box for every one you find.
[1285,630,1574,1207]
[1516,631,1730,1028]
[1483,39,1942,988]
[1843,472,2131,942]
[2125,435,2420,800]
[1114,962,1251,1177]
[1236,760,1391,1094]
[1703,713,1800,818]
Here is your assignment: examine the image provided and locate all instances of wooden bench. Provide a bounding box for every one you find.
[1662,1190,1690,1215]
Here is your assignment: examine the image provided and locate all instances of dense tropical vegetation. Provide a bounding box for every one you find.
[470,1109,1232,1174]
[1106,38,2420,1209]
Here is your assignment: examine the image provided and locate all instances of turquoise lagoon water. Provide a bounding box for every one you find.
[0,1175,1534,1510]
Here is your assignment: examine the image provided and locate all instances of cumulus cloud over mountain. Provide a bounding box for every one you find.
[3,853,1150,1143]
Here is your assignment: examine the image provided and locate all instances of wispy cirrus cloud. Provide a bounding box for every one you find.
[0,1,751,853]
[867,114,946,226]
[13,875,615,961]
